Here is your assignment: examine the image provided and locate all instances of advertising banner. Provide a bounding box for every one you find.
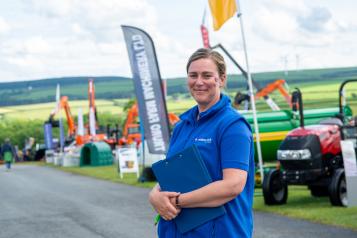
[122,25,170,154]
[44,123,53,149]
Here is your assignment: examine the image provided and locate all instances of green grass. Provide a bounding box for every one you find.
[254,186,357,230]
[32,161,357,230]
[1,66,356,106]
[3,76,357,120]
[2,99,126,120]
[0,97,196,120]
[43,162,156,189]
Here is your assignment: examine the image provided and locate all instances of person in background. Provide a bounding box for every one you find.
[149,48,255,238]
[14,145,20,162]
[1,138,16,171]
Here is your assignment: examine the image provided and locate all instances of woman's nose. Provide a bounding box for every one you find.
[195,75,205,84]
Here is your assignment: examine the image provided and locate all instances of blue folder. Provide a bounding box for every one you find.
[152,145,226,234]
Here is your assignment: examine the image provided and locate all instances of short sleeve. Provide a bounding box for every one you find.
[219,119,252,171]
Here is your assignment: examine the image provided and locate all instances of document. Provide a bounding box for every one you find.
[152,145,226,233]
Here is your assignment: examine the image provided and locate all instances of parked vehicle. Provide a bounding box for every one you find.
[263,79,357,206]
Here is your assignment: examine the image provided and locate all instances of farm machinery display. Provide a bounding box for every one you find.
[200,22,351,167]
[263,79,357,206]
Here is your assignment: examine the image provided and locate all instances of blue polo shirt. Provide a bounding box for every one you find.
[158,94,254,238]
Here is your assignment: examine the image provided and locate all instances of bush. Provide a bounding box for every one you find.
[0,112,124,153]
[0,119,45,148]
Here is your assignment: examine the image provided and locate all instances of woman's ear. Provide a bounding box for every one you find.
[219,74,226,88]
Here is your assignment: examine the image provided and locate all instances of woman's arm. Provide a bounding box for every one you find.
[149,184,181,220]
[176,168,247,208]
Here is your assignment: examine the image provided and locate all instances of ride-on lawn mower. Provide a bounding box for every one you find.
[263,79,357,206]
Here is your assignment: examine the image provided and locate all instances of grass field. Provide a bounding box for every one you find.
[0,96,196,120]
[1,66,356,106]
[227,79,357,112]
[2,79,357,120]
[254,186,357,230]
[40,162,357,230]
[1,99,128,120]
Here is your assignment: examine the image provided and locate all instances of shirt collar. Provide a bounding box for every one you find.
[180,94,231,123]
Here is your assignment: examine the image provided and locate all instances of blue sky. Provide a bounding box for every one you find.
[0,0,356,82]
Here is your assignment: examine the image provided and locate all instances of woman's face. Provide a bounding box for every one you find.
[187,58,225,112]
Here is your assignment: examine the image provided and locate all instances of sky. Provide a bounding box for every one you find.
[0,0,357,83]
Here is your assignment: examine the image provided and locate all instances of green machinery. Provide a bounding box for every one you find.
[243,106,352,163]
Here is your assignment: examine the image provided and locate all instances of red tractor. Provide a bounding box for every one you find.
[263,79,357,206]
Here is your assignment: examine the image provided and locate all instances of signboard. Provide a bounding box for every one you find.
[138,140,165,167]
[122,25,170,154]
[117,147,140,179]
[340,140,357,207]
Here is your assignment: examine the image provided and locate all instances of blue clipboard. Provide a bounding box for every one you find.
[152,145,226,233]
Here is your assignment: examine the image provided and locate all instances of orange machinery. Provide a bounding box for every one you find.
[255,79,292,107]
[107,103,180,147]
[76,79,106,145]
[48,95,77,141]
[234,79,292,110]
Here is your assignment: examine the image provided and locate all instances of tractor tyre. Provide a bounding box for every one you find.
[263,169,288,205]
[328,168,348,207]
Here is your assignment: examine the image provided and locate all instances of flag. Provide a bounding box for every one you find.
[89,107,96,136]
[201,24,210,48]
[44,123,53,150]
[208,0,237,31]
[50,84,60,116]
[59,118,65,152]
[121,25,171,154]
[77,108,84,136]
[201,8,210,48]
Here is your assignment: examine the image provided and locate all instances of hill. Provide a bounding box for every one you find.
[0,66,356,106]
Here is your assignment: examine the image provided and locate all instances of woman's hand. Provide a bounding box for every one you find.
[149,185,181,221]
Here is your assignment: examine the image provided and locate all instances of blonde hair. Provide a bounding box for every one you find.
[186,48,226,77]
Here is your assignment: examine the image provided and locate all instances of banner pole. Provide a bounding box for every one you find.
[236,0,264,182]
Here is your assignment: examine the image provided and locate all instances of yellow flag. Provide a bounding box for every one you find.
[208,0,237,31]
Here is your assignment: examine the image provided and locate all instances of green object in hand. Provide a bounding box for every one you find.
[154,214,161,226]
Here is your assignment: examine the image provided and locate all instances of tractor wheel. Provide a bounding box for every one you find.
[309,185,329,197]
[263,169,288,205]
[328,168,348,207]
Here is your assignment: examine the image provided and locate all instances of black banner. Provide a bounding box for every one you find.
[121,25,170,154]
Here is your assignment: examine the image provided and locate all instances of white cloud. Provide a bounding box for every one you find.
[24,36,50,54]
[0,0,164,81]
[0,0,356,82]
[30,0,73,17]
[253,7,299,44]
[71,23,86,35]
[231,0,357,73]
[7,55,44,70]
[0,17,10,33]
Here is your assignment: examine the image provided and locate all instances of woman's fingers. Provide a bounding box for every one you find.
[149,190,182,220]
[162,211,178,221]
[162,191,180,197]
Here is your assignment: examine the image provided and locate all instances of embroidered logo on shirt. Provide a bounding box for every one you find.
[194,138,212,143]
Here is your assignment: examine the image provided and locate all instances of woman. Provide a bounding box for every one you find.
[149,48,255,238]
[2,138,16,171]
